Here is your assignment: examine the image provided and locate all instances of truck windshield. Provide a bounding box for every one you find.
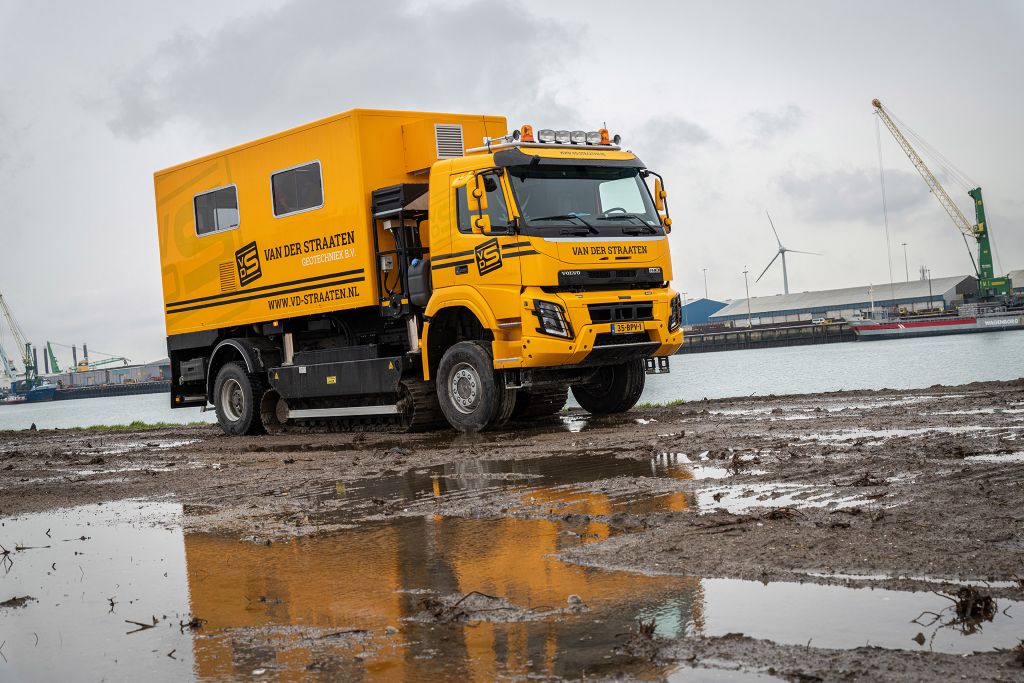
[507,166,663,237]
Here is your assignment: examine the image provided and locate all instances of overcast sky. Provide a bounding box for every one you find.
[1,0,1021,366]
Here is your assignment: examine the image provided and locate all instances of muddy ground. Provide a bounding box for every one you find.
[2,379,1023,681]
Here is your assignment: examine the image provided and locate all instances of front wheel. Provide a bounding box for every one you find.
[436,341,516,433]
[213,361,267,436]
[571,359,646,415]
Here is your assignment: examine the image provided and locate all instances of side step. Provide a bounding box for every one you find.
[287,405,400,420]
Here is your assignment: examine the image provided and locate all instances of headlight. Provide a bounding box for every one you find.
[586,131,602,144]
[532,299,573,338]
[537,129,556,143]
[570,130,587,144]
[555,130,571,144]
[668,294,682,332]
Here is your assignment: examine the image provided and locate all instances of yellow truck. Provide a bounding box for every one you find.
[154,109,682,434]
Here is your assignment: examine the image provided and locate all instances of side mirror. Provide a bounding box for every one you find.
[472,214,492,234]
[653,176,671,232]
[654,178,667,211]
[466,175,488,213]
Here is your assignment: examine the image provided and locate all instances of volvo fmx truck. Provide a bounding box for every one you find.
[154,110,683,434]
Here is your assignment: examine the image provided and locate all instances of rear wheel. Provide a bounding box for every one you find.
[436,341,516,433]
[571,359,646,415]
[213,361,266,436]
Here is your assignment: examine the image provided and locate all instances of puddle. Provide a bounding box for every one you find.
[697,483,872,513]
[965,452,1024,464]
[308,451,714,520]
[0,502,193,682]
[799,425,1003,443]
[803,571,1020,589]
[640,578,1022,654]
[3,497,1022,680]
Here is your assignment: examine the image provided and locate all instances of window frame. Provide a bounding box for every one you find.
[270,160,325,218]
[454,170,514,235]
[193,184,241,238]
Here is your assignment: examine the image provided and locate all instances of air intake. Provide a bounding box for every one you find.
[435,124,464,159]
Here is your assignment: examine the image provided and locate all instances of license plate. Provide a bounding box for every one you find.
[611,321,645,334]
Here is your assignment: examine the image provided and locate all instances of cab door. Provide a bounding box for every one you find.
[440,170,523,321]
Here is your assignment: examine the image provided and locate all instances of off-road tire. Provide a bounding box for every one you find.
[511,384,569,420]
[213,361,267,436]
[571,359,646,415]
[436,341,516,433]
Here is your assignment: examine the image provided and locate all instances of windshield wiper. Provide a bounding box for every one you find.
[531,214,598,234]
[595,213,657,235]
[621,225,657,235]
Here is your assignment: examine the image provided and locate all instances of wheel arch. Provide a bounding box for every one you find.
[421,297,496,381]
[206,338,281,402]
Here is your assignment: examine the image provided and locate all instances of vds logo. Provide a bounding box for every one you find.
[235,241,263,286]
[474,237,502,276]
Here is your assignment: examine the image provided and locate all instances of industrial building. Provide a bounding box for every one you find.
[681,298,727,327]
[46,359,170,388]
[710,275,977,327]
[1010,269,1023,294]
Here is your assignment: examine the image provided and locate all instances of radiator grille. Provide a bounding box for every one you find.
[588,302,654,324]
[435,124,464,159]
[219,261,237,292]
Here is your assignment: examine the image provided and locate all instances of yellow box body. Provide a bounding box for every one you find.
[154,109,505,336]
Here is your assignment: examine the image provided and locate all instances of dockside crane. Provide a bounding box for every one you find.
[872,99,1011,297]
[46,342,62,374]
[0,292,40,389]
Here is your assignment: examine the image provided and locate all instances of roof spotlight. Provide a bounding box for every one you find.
[569,130,587,144]
[585,131,601,144]
[555,130,571,144]
[537,128,556,143]
[612,134,622,145]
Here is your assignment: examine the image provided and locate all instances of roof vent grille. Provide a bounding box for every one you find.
[435,124,464,159]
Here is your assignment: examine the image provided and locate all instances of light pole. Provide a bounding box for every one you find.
[924,267,933,310]
[901,242,909,282]
[743,268,753,329]
[702,268,708,299]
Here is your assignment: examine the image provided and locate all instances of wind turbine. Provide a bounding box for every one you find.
[755,211,819,295]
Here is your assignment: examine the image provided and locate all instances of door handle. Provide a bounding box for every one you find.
[455,265,468,275]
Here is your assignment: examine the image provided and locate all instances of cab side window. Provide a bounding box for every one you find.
[456,173,510,234]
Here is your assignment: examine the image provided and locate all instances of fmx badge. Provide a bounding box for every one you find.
[474,237,502,276]
[235,241,262,286]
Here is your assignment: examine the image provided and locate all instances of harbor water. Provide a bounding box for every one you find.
[0,331,1021,431]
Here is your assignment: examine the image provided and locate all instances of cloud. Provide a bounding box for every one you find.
[628,115,711,168]
[776,166,929,223]
[742,104,805,145]
[107,0,581,142]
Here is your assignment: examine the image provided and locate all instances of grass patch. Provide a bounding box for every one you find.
[635,399,686,410]
[70,420,209,432]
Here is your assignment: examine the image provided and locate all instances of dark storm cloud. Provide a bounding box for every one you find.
[742,103,804,144]
[776,167,930,224]
[107,0,580,142]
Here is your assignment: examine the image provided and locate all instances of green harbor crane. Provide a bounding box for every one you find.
[0,292,40,389]
[872,99,1011,297]
[46,341,62,374]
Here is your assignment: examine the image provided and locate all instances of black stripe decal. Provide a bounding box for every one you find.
[168,276,365,314]
[166,268,365,309]
[501,241,533,250]
[431,259,474,270]
[503,250,540,258]
[430,249,474,262]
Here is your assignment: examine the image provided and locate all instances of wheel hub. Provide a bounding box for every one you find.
[450,363,480,414]
[220,378,244,422]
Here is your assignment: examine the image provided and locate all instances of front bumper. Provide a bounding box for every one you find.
[495,287,683,369]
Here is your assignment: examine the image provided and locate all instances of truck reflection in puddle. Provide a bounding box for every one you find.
[185,517,702,680]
